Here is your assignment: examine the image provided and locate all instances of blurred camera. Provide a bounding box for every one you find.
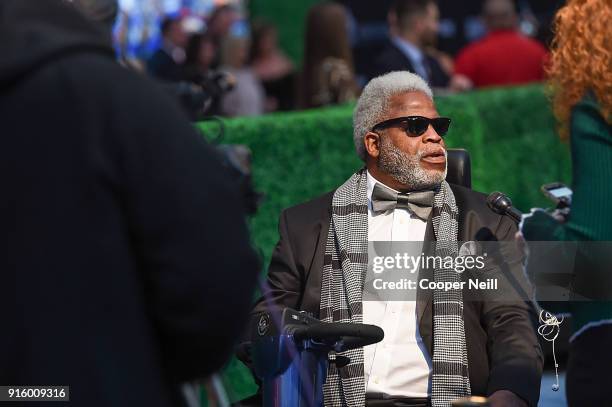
[169,70,236,120]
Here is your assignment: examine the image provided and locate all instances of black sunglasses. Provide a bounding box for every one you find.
[372,116,451,137]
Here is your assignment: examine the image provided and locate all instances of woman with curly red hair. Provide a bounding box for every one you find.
[521,0,611,404]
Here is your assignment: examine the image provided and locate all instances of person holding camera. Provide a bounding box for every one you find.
[520,0,611,405]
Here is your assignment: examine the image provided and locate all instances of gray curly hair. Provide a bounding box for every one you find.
[353,71,433,161]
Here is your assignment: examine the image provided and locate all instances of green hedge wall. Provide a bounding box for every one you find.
[195,84,571,403]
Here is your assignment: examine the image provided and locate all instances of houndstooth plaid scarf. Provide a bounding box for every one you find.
[319,168,470,407]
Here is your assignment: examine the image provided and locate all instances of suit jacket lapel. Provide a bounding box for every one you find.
[306,209,332,316]
[390,41,417,74]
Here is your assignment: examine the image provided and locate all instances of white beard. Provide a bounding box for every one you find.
[377,136,447,190]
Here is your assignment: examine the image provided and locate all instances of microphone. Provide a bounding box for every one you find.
[486,192,523,224]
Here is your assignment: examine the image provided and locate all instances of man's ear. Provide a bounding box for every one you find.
[364,131,381,159]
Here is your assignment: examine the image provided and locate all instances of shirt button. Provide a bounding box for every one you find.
[374,377,380,384]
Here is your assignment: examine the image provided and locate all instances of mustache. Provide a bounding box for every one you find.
[418,148,447,159]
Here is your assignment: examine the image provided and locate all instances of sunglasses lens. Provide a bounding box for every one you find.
[407,117,429,136]
[432,118,451,136]
[376,116,451,137]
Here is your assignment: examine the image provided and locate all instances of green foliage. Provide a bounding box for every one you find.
[195,84,571,403]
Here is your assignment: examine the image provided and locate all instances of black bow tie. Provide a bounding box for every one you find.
[371,183,435,221]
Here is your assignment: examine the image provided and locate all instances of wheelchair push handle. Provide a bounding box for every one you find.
[289,322,384,351]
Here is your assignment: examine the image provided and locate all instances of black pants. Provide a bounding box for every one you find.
[566,323,612,406]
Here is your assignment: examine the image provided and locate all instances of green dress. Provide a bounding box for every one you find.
[522,94,612,335]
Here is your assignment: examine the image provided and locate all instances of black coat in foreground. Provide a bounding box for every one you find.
[0,1,258,406]
[244,183,543,406]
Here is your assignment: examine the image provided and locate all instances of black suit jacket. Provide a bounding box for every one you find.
[370,40,450,88]
[249,183,543,406]
[147,48,184,82]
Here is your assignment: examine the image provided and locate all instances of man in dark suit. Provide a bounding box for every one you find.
[242,71,541,407]
[370,0,450,88]
[147,16,189,82]
[0,1,258,406]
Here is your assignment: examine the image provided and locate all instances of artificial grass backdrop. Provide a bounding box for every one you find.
[196,84,571,402]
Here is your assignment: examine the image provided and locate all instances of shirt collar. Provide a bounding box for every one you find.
[162,40,186,64]
[392,36,424,64]
[366,170,399,210]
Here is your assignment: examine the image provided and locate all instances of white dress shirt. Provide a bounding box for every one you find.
[363,171,432,397]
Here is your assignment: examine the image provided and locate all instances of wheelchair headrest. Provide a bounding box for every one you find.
[446,148,471,189]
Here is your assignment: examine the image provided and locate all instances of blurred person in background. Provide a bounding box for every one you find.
[370,0,450,88]
[520,0,611,405]
[181,33,225,117]
[300,2,358,109]
[184,32,217,79]
[0,1,259,406]
[249,20,296,112]
[207,4,241,69]
[452,0,548,90]
[147,15,189,82]
[220,35,265,117]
